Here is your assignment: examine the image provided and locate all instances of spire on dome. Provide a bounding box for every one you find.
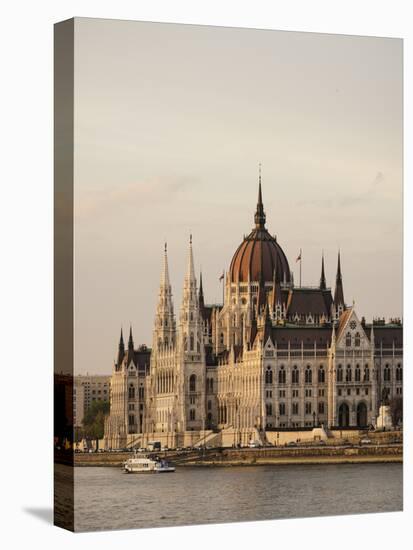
[254,164,266,229]
[320,251,327,290]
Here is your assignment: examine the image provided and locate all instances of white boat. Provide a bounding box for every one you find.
[123,454,175,474]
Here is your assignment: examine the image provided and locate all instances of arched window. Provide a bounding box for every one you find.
[265,367,273,385]
[189,374,196,392]
[128,385,135,399]
[220,333,224,345]
[346,365,352,382]
[355,332,361,347]
[364,365,370,382]
[278,366,286,384]
[189,409,195,421]
[292,366,299,384]
[305,366,312,384]
[318,366,325,383]
[346,332,352,347]
[355,364,361,382]
[279,403,286,416]
[266,403,272,416]
[337,364,343,382]
[190,332,194,351]
[396,364,403,381]
[384,364,391,382]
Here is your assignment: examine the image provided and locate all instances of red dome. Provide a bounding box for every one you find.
[229,179,291,284]
[229,228,291,283]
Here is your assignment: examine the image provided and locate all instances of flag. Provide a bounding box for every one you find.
[219,271,224,281]
[296,250,302,262]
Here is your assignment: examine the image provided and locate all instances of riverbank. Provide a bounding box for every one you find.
[72,444,402,467]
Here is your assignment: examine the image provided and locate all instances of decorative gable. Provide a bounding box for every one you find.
[336,308,370,350]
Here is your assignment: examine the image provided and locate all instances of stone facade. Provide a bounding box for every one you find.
[104,180,403,449]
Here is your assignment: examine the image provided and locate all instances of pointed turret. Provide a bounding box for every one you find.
[333,251,345,309]
[254,164,266,229]
[116,327,125,369]
[320,252,327,290]
[128,325,134,350]
[119,327,125,352]
[153,242,176,350]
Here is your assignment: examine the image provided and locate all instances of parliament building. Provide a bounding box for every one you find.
[104,177,403,449]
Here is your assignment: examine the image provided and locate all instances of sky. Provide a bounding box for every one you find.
[73,18,402,375]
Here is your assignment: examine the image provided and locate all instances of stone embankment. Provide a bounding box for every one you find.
[74,443,402,467]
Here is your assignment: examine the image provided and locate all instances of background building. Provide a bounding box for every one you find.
[74,374,111,428]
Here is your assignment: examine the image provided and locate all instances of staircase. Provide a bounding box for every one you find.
[192,429,222,448]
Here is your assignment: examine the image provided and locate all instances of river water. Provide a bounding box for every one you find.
[73,463,402,532]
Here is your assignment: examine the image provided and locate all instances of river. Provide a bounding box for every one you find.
[73,463,402,531]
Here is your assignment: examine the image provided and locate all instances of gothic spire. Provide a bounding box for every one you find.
[199,270,205,311]
[320,251,326,290]
[153,242,176,349]
[179,235,201,354]
[186,234,196,283]
[128,325,134,350]
[116,327,125,369]
[334,250,345,307]
[160,242,170,287]
[254,164,266,229]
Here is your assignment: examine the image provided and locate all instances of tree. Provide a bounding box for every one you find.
[389,397,403,428]
[83,400,110,449]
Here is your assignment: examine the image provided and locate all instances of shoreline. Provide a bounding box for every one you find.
[73,456,402,468]
[71,446,403,468]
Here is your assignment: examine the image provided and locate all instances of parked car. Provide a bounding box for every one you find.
[286,441,297,447]
[360,438,372,445]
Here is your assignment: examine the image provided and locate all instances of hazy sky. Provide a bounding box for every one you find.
[73,18,402,375]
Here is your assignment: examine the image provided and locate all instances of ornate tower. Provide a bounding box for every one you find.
[179,235,202,356]
[178,236,206,432]
[153,243,176,352]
